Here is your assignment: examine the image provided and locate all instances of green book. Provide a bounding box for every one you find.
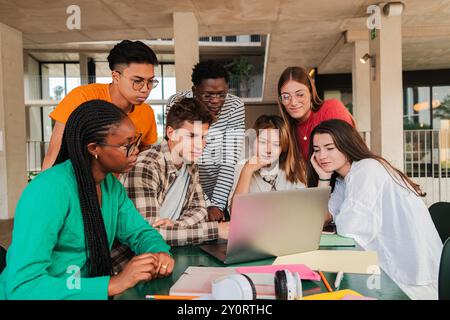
[320,234,356,247]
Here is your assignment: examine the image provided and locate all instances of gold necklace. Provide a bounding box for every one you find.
[302,116,313,141]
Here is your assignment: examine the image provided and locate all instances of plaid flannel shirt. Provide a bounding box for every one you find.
[111,140,218,272]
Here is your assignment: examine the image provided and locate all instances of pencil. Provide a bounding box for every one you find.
[318,271,333,292]
[145,294,199,300]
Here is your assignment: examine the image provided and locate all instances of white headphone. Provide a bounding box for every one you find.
[274,270,302,300]
[212,274,256,300]
[211,270,302,300]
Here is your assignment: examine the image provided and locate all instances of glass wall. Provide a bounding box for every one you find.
[432,86,450,130]
[403,87,431,130]
[95,61,112,84]
[41,63,80,100]
[403,85,450,178]
[323,90,353,115]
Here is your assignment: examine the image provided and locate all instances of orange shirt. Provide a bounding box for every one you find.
[49,83,157,145]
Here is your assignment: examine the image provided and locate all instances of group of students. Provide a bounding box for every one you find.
[0,40,443,300]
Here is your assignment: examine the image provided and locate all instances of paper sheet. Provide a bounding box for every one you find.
[273,250,380,275]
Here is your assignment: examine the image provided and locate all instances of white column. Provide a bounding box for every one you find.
[352,40,371,146]
[0,23,27,219]
[173,12,199,91]
[79,53,89,85]
[369,4,404,167]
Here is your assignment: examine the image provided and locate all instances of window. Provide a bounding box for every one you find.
[323,90,353,115]
[250,35,261,42]
[65,63,81,93]
[404,87,431,130]
[41,63,65,100]
[95,61,112,84]
[432,86,450,130]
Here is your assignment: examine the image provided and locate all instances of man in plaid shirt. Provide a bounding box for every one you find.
[112,98,229,272]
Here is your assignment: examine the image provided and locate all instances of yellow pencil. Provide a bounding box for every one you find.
[145,294,199,300]
[318,271,333,292]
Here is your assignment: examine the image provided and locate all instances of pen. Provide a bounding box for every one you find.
[145,294,199,300]
[334,271,344,290]
[318,270,333,292]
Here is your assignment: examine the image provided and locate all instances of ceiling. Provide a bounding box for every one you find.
[1,0,449,100]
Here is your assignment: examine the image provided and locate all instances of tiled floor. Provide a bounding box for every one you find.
[0,219,13,249]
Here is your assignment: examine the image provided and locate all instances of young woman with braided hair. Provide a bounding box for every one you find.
[0,100,173,299]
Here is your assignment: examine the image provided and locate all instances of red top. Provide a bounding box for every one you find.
[295,99,354,161]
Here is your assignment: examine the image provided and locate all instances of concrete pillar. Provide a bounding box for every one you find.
[352,40,371,146]
[173,12,199,91]
[369,4,404,167]
[79,53,89,85]
[0,23,27,219]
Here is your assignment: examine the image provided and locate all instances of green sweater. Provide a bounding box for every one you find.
[0,160,171,300]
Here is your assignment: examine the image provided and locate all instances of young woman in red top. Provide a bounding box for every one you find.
[277,66,354,164]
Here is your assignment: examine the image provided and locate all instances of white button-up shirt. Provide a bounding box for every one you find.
[329,159,443,299]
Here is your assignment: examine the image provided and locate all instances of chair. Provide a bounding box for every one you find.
[0,245,6,273]
[429,202,450,243]
[439,238,450,300]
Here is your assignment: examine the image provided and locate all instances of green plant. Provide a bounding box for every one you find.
[27,171,39,182]
[53,85,64,100]
[230,57,254,82]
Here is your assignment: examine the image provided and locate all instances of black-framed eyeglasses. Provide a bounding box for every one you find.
[116,71,159,91]
[198,92,228,101]
[97,133,143,157]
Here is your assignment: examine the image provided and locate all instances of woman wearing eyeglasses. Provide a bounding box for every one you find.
[0,100,173,300]
[42,40,160,171]
[277,66,354,164]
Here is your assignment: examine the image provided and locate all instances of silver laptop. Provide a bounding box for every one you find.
[200,187,331,264]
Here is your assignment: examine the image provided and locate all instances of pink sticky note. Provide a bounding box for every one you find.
[236,264,321,281]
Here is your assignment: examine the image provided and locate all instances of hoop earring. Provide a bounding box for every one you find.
[95,154,98,160]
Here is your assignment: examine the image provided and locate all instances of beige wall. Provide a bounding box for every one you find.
[244,101,280,129]
[0,23,27,219]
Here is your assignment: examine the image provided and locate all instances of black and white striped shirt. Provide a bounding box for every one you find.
[166,91,245,211]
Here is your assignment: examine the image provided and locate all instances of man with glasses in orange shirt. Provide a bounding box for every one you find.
[42,40,159,170]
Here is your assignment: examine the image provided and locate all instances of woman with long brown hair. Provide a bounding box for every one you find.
[277,66,354,163]
[307,119,442,300]
[230,115,305,206]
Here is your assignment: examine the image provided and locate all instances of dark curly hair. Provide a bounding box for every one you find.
[107,40,158,70]
[191,60,230,86]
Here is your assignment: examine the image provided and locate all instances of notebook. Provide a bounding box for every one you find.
[273,250,380,275]
[319,234,356,247]
[169,266,277,299]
